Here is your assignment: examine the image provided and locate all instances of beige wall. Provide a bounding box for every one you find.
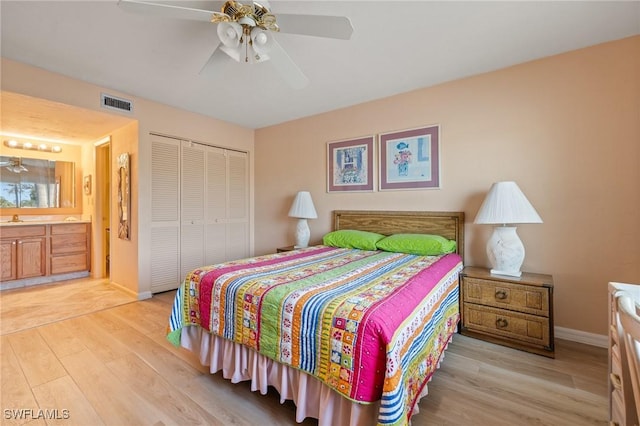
[109,122,139,295]
[1,58,255,299]
[254,36,640,336]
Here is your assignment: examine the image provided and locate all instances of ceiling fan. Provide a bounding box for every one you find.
[0,157,28,173]
[118,0,354,89]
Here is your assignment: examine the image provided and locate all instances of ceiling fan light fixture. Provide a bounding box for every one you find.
[218,22,242,47]
[253,31,268,46]
[217,21,244,62]
[250,27,272,62]
[118,0,353,88]
[219,45,243,62]
[238,16,256,27]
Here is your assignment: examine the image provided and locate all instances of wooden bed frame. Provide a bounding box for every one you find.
[333,210,465,262]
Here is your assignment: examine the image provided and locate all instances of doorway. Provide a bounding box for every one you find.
[95,140,111,278]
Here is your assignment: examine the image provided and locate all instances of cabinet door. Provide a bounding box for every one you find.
[1,239,17,281]
[17,237,46,278]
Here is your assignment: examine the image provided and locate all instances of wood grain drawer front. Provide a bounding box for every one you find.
[51,253,89,274]
[0,225,46,239]
[1,240,17,281]
[463,277,549,317]
[463,303,550,347]
[51,233,87,254]
[51,223,87,235]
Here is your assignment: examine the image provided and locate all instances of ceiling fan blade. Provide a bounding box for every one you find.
[275,14,353,40]
[266,37,309,89]
[118,0,226,23]
[199,44,229,75]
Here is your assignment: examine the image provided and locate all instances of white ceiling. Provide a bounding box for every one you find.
[1,0,639,138]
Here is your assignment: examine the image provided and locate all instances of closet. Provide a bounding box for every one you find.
[150,134,249,293]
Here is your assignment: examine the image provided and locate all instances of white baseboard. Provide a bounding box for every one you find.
[137,291,153,301]
[555,326,608,348]
[109,281,152,301]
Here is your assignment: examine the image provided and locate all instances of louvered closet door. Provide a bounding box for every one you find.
[150,136,181,293]
[226,150,249,260]
[180,141,206,279]
[205,147,227,265]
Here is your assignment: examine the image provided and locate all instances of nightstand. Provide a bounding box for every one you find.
[277,245,296,253]
[459,266,555,358]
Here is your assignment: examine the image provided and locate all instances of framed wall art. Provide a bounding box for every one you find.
[378,125,440,191]
[83,175,92,195]
[327,136,374,192]
[117,152,131,240]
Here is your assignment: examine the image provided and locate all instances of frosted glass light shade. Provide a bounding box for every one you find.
[288,191,317,248]
[474,181,542,225]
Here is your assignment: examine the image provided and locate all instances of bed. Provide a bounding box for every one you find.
[167,210,465,426]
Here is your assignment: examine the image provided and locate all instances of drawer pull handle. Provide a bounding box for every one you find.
[610,372,622,390]
[495,290,507,300]
[496,318,509,328]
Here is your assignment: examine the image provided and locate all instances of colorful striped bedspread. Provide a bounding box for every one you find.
[167,246,462,426]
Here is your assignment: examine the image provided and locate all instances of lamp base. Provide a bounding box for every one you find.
[486,226,525,278]
[490,268,523,278]
[294,218,310,248]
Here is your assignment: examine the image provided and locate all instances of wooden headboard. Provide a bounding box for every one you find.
[333,210,465,261]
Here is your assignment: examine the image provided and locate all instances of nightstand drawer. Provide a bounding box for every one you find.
[463,277,550,317]
[463,303,551,348]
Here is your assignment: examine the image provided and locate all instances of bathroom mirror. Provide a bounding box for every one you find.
[0,156,76,208]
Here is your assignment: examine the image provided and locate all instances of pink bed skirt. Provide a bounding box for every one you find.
[180,326,446,425]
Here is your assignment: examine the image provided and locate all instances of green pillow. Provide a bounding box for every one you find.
[376,233,456,256]
[322,230,385,251]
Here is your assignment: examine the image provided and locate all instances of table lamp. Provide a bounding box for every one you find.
[288,191,317,248]
[474,181,542,277]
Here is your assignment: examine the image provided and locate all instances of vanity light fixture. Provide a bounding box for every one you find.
[4,139,63,153]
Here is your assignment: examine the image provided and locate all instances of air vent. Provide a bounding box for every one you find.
[101,93,133,113]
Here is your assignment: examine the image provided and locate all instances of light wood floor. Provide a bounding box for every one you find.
[0,278,136,335]
[1,280,608,426]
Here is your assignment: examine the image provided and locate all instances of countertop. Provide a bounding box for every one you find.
[0,219,91,227]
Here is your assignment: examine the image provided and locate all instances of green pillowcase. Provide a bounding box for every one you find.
[322,230,385,251]
[376,233,457,256]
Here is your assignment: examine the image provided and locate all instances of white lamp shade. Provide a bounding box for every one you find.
[288,191,317,219]
[474,181,542,225]
[475,181,542,277]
